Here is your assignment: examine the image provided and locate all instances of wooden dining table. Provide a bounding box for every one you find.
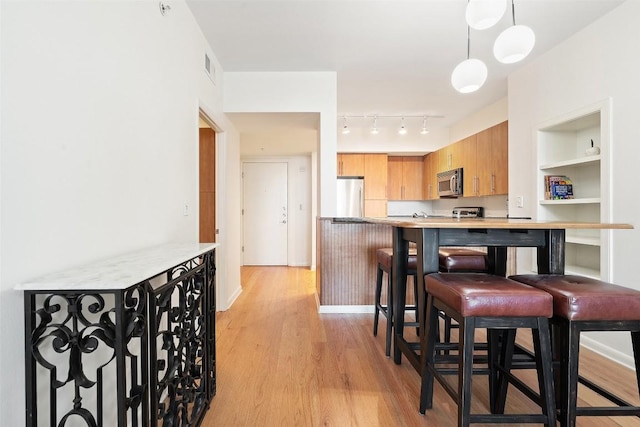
[363,217,633,373]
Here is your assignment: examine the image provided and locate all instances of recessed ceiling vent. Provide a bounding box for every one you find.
[204,53,216,85]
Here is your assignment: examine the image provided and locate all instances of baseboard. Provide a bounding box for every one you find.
[580,335,636,371]
[318,305,375,314]
[220,286,242,311]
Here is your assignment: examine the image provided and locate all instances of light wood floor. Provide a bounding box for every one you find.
[202,266,640,426]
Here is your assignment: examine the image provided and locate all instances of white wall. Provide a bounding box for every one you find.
[450,97,508,143]
[224,72,338,217]
[0,0,241,424]
[508,0,639,366]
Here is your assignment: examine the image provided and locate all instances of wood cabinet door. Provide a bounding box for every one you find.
[458,135,478,197]
[364,199,387,217]
[364,154,387,199]
[423,153,439,200]
[387,157,403,200]
[437,146,450,172]
[338,153,364,176]
[491,121,509,195]
[402,157,423,200]
[475,129,492,196]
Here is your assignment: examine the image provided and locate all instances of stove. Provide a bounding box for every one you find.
[451,206,483,218]
[412,206,484,218]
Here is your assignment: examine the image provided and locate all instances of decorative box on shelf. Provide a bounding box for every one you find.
[544,175,574,200]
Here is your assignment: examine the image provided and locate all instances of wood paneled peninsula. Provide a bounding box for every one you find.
[316,217,393,308]
[316,216,632,310]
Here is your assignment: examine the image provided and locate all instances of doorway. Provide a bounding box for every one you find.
[199,115,216,243]
[242,162,288,265]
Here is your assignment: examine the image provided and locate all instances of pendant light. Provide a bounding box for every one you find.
[451,26,487,94]
[493,0,535,64]
[465,0,507,30]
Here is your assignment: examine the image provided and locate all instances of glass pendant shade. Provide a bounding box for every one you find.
[493,24,535,64]
[465,0,507,30]
[451,58,488,93]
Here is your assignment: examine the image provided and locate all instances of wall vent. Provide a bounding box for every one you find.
[204,53,216,85]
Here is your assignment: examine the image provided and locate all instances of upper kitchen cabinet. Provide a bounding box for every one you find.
[536,100,610,279]
[458,134,477,197]
[423,153,438,200]
[363,154,388,200]
[337,153,364,176]
[388,156,423,200]
[463,121,509,197]
[437,140,464,172]
[363,154,388,217]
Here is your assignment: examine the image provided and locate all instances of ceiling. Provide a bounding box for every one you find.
[187,0,624,155]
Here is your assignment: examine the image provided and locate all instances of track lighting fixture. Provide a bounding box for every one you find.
[398,117,408,135]
[341,116,350,135]
[337,115,443,136]
[370,116,379,135]
[420,116,429,135]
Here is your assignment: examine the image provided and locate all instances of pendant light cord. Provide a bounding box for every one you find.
[511,0,516,25]
[467,25,470,59]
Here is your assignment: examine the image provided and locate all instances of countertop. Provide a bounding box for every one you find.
[363,217,634,230]
[15,243,218,291]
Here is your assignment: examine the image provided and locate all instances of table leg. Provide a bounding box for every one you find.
[537,229,565,274]
[487,247,508,276]
[392,226,409,364]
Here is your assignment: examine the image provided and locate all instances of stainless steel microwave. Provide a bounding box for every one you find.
[437,168,463,198]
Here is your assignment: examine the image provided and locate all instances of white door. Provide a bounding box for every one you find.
[242,162,288,265]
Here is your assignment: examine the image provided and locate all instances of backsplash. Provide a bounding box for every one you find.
[387,195,508,217]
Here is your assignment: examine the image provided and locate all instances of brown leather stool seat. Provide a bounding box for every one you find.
[437,248,489,348]
[438,248,488,272]
[509,274,640,426]
[373,248,419,357]
[420,273,556,427]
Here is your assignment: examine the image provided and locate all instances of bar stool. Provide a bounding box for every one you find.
[439,248,488,273]
[373,247,418,357]
[419,273,556,427]
[509,274,640,427]
[438,248,489,346]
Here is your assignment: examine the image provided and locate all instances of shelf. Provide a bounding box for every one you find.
[566,236,600,246]
[564,264,600,280]
[539,197,600,205]
[540,155,600,170]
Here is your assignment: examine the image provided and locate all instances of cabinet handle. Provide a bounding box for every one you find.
[491,174,496,193]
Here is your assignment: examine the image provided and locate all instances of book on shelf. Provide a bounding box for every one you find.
[544,175,574,200]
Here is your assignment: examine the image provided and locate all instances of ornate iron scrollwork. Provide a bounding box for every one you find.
[27,283,147,426]
[24,248,216,427]
[150,256,211,427]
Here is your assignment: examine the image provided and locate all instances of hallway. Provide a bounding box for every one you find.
[203,266,640,426]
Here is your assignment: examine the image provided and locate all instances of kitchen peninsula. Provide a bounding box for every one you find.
[363,216,633,371]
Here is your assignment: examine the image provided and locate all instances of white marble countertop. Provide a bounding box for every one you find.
[15,243,218,291]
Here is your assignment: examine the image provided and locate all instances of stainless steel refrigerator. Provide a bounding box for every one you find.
[336,176,364,217]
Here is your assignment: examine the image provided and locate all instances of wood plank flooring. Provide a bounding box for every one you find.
[202,266,640,426]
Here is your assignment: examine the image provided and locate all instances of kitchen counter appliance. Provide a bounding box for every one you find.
[437,167,463,198]
[336,176,364,217]
[413,206,484,218]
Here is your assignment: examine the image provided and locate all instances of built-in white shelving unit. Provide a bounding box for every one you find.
[535,100,611,280]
